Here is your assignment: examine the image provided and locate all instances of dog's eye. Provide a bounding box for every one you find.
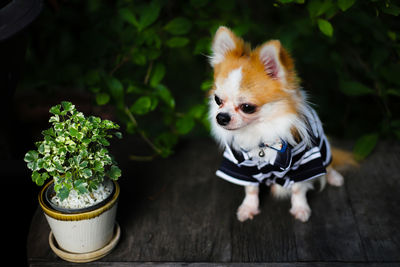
[214,95,222,106]
[240,103,257,114]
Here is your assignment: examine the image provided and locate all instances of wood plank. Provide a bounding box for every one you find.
[94,138,235,262]
[345,142,400,261]
[230,187,298,262]
[293,183,365,261]
[27,138,400,265]
[29,261,400,267]
[27,208,59,261]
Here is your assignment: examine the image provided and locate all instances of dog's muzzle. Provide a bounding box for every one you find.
[216,113,231,126]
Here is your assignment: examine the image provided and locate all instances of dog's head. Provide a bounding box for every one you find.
[208,27,301,136]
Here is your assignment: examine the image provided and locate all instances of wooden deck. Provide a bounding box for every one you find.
[27,138,400,266]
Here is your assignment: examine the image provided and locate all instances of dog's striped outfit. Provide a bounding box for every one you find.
[216,107,332,188]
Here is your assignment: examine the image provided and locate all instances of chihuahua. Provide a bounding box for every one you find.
[209,26,353,222]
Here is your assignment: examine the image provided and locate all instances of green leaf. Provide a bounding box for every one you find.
[130,96,152,115]
[114,131,123,139]
[147,48,162,60]
[337,0,356,11]
[200,80,213,91]
[49,105,61,115]
[131,49,147,66]
[188,104,206,119]
[38,143,45,154]
[164,17,192,35]
[90,87,101,93]
[31,171,40,184]
[119,8,139,27]
[353,133,379,161]
[150,63,166,88]
[126,121,136,134]
[166,37,189,48]
[387,31,396,41]
[381,3,400,16]
[317,19,333,37]
[138,0,161,31]
[65,171,72,180]
[54,161,65,173]
[99,137,110,146]
[73,155,82,166]
[69,127,79,138]
[61,101,74,112]
[308,0,334,17]
[152,96,160,110]
[74,179,88,194]
[82,168,93,178]
[29,161,39,172]
[58,186,70,201]
[84,70,101,86]
[42,128,56,138]
[108,165,121,180]
[106,77,124,109]
[339,80,374,96]
[154,132,178,157]
[93,160,104,172]
[79,161,88,169]
[96,93,110,106]
[126,84,145,94]
[24,150,39,163]
[387,88,400,97]
[32,172,48,186]
[156,84,175,108]
[40,173,49,186]
[176,116,195,134]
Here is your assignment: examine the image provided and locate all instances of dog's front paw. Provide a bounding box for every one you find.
[237,204,260,222]
[290,205,311,222]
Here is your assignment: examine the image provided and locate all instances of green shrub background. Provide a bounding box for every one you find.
[22,0,400,160]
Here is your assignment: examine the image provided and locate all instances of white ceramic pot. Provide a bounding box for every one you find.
[39,180,120,254]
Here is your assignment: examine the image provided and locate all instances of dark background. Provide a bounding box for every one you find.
[1,0,399,265]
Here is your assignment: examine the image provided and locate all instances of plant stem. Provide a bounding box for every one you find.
[129,154,157,161]
[144,61,153,85]
[124,106,163,157]
[109,56,130,76]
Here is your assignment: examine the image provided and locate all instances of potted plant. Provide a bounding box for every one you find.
[24,101,122,261]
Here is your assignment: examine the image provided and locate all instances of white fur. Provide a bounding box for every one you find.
[210,28,236,66]
[215,67,243,99]
[237,186,260,221]
[208,69,321,222]
[259,44,286,82]
[210,94,312,163]
[327,167,344,186]
[209,74,342,223]
[290,181,314,222]
[209,29,345,223]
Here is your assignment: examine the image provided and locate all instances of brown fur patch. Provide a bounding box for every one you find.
[211,28,301,118]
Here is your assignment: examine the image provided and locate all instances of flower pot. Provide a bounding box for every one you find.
[38,180,120,255]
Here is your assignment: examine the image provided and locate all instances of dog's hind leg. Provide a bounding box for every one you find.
[326,166,344,187]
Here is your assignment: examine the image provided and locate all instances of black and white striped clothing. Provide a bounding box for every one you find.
[216,107,332,188]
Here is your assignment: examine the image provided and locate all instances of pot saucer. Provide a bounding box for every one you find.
[48,222,120,263]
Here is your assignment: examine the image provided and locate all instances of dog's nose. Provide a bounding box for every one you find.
[216,113,231,126]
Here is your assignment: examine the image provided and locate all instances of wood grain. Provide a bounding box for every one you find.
[27,138,400,266]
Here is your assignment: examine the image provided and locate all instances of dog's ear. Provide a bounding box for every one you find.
[255,40,293,82]
[210,26,246,67]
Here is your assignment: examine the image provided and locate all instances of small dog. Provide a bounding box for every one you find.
[208,26,354,222]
